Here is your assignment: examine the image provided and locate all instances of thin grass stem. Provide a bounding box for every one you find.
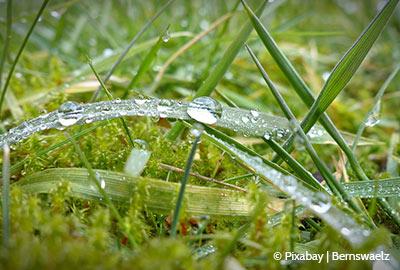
[0,0,50,114]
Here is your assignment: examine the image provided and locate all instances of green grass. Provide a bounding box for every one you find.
[1,1,400,269]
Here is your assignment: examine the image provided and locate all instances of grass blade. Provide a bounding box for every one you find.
[91,0,175,101]
[122,27,168,98]
[300,0,399,133]
[352,65,400,152]
[66,132,137,246]
[88,58,135,147]
[0,0,12,90]
[246,45,370,222]
[151,13,233,92]
[165,1,268,140]
[203,128,370,247]
[170,125,203,237]
[2,144,10,247]
[17,168,252,217]
[242,0,400,228]
[344,177,400,198]
[0,0,50,114]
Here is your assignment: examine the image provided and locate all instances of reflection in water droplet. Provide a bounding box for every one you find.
[58,117,79,127]
[187,97,222,125]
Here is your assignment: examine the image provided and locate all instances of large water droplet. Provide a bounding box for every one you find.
[190,123,204,137]
[57,101,83,128]
[187,97,222,125]
[124,140,151,177]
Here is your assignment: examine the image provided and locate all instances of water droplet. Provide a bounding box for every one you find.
[241,116,249,124]
[341,227,351,236]
[135,99,147,105]
[190,123,204,137]
[187,97,222,125]
[162,30,170,43]
[322,71,330,81]
[102,48,114,57]
[365,100,381,127]
[59,101,82,113]
[124,141,151,177]
[310,193,331,214]
[50,10,61,19]
[250,110,259,118]
[57,101,83,127]
[200,19,209,30]
[264,132,272,140]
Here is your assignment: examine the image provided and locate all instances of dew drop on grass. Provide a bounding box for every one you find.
[57,101,83,128]
[187,97,222,125]
[341,227,351,236]
[264,132,272,140]
[157,99,172,118]
[365,100,381,127]
[250,110,259,118]
[241,116,249,124]
[190,123,204,138]
[162,30,170,42]
[124,139,151,177]
[59,101,81,113]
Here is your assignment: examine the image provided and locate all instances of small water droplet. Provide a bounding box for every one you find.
[322,71,330,81]
[135,99,147,105]
[190,123,204,137]
[50,10,61,19]
[187,97,222,125]
[102,48,114,57]
[241,116,249,124]
[365,100,381,127]
[157,99,172,118]
[250,110,259,118]
[162,30,170,43]
[264,132,272,140]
